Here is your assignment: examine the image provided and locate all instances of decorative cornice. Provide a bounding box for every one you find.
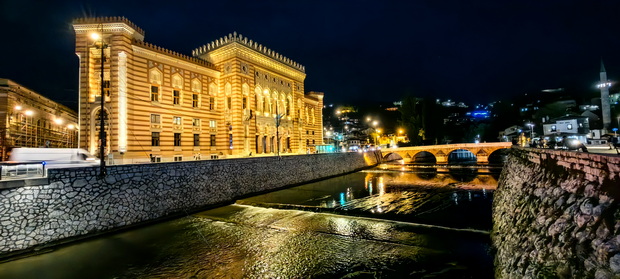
[73,17,145,37]
[133,46,220,77]
[132,40,218,71]
[192,32,305,73]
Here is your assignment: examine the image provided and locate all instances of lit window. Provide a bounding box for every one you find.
[210,120,216,128]
[150,114,160,124]
[173,116,182,125]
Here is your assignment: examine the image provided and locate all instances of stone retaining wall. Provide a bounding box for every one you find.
[493,148,620,278]
[0,151,381,258]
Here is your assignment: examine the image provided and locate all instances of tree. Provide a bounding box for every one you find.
[398,96,446,145]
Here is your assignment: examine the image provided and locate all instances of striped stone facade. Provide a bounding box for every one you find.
[73,17,323,164]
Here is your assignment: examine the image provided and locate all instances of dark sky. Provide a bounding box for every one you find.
[1,0,620,111]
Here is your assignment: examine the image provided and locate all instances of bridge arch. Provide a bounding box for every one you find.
[488,148,510,164]
[380,142,512,164]
[383,152,403,161]
[447,149,477,164]
[412,151,436,163]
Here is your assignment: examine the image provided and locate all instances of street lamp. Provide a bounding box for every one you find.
[91,26,108,177]
[527,123,535,139]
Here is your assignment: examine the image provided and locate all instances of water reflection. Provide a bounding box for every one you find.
[240,164,498,231]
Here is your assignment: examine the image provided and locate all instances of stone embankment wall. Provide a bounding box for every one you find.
[0,151,382,258]
[493,148,620,278]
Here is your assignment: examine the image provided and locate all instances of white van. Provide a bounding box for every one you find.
[9,148,100,168]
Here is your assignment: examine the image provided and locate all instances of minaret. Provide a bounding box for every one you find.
[598,60,612,132]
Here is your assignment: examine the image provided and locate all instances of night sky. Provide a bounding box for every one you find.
[1,0,620,111]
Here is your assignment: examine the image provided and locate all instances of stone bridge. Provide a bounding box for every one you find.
[381,142,513,164]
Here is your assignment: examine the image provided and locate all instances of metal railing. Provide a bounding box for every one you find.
[0,162,46,180]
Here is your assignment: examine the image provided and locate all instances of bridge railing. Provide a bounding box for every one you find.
[0,162,47,181]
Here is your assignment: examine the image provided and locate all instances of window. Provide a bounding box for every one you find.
[242,97,247,109]
[567,124,573,130]
[192,93,199,108]
[229,134,233,149]
[551,125,557,132]
[150,114,160,124]
[227,97,232,109]
[151,132,160,146]
[174,155,183,162]
[209,120,216,128]
[173,90,181,105]
[192,118,201,127]
[173,116,182,125]
[194,134,200,146]
[151,86,159,102]
[103,80,110,97]
[210,134,216,146]
[210,154,219,159]
[209,97,215,110]
[150,155,161,162]
[174,133,181,146]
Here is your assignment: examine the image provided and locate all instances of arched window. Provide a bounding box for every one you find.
[191,79,201,108]
[171,74,183,105]
[149,68,162,102]
[209,83,217,110]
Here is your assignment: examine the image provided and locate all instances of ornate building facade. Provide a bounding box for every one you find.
[0,79,78,160]
[73,17,324,164]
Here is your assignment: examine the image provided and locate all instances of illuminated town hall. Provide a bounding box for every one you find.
[73,17,324,163]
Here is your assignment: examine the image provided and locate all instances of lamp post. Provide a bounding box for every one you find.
[527,123,535,139]
[91,26,107,177]
[275,98,283,157]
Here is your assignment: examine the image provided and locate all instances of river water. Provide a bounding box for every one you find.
[0,162,499,278]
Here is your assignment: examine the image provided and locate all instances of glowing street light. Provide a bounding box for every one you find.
[527,123,535,139]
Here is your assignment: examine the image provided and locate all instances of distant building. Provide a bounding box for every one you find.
[73,17,324,163]
[498,125,522,142]
[0,79,78,160]
[542,115,590,142]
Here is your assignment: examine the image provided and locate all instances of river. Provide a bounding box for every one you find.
[0,162,499,278]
